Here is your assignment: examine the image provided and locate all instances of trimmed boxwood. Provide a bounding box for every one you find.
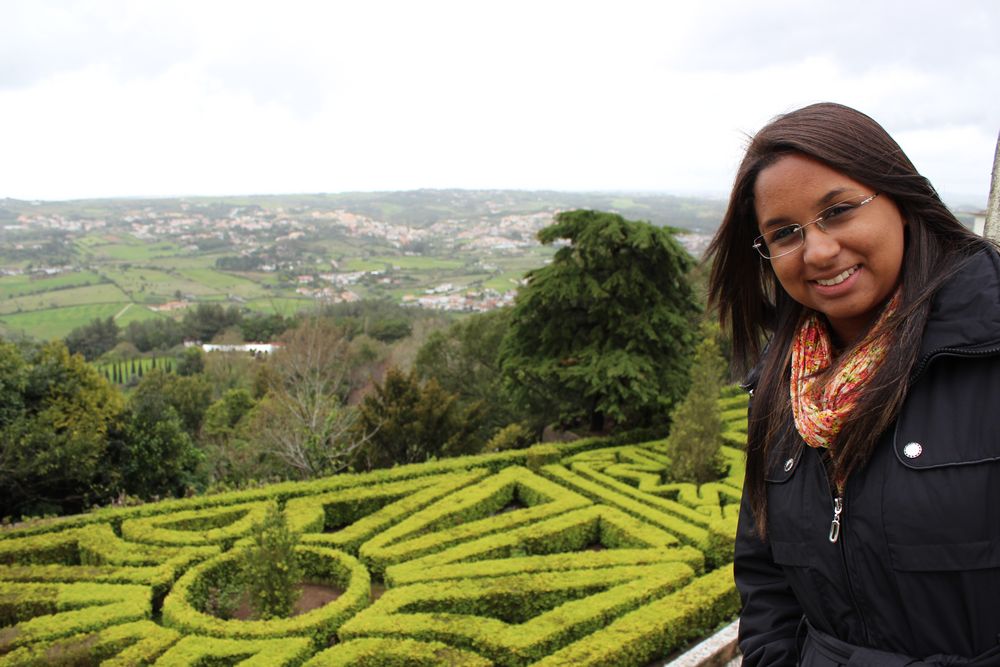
[385,504,692,586]
[304,637,493,666]
[120,502,271,548]
[153,635,313,666]
[0,581,150,653]
[340,563,695,667]
[360,466,591,578]
[0,384,749,667]
[161,545,369,648]
[288,471,488,554]
[530,565,739,666]
[0,619,180,666]
[387,546,704,587]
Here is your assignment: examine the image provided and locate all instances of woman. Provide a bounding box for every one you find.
[707,103,1000,665]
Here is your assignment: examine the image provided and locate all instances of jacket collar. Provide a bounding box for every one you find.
[917,248,1000,360]
[742,247,1000,391]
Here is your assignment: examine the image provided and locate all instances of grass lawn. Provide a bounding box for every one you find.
[341,258,389,272]
[0,302,129,340]
[178,268,268,297]
[0,283,131,315]
[483,274,522,292]
[114,304,165,327]
[371,255,465,270]
[92,239,186,261]
[0,270,105,300]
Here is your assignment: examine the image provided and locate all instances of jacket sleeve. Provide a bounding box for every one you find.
[734,485,804,666]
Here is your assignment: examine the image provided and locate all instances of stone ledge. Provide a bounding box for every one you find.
[661,619,740,667]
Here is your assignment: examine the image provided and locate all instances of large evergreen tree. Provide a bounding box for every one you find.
[352,367,482,470]
[499,210,699,433]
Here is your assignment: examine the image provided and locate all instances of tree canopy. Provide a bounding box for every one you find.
[498,209,700,433]
[0,341,125,517]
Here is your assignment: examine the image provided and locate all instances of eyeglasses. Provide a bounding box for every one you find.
[752,193,880,259]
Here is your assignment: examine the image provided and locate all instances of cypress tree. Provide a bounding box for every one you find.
[663,323,727,484]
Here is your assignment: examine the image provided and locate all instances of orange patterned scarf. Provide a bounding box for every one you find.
[790,292,901,450]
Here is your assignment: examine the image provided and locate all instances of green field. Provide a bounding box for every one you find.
[372,255,465,270]
[0,303,128,339]
[341,258,389,272]
[0,283,131,315]
[483,273,522,292]
[114,303,165,327]
[89,239,186,261]
[178,268,267,296]
[0,270,105,300]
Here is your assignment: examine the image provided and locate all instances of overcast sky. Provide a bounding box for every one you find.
[1,1,997,205]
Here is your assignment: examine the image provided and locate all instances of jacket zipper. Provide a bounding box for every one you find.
[818,450,871,644]
[825,345,1000,645]
[828,495,842,543]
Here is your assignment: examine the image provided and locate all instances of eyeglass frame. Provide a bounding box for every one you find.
[751,192,881,259]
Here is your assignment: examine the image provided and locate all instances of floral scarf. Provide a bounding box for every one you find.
[790,291,901,451]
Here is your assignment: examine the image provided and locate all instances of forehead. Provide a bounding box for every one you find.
[753,154,864,218]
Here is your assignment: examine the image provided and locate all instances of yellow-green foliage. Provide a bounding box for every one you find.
[0,620,180,666]
[0,387,750,666]
[305,637,494,666]
[154,635,313,666]
[0,581,150,652]
[162,546,369,648]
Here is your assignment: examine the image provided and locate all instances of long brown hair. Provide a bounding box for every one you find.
[706,102,989,535]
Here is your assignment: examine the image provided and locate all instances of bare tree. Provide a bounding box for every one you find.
[249,318,373,478]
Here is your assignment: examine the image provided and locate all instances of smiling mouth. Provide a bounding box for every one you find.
[814,265,859,287]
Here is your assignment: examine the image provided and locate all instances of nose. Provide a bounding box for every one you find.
[800,224,840,266]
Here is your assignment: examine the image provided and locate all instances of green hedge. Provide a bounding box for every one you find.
[341,563,695,666]
[0,619,180,666]
[387,546,703,587]
[359,466,591,578]
[289,471,488,554]
[385,504,699,587]
[0,443,591,542]
[154,635,313,666]
[304,637,493,666]
[0,581,150,653]
[531,564,739,666]
[161,545,369,648]
[0,386,749,667]
[120,501,271,548]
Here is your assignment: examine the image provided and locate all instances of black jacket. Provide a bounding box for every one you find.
[735,249,1000,666]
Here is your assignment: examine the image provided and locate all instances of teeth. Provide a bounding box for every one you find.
[815,266,858,286]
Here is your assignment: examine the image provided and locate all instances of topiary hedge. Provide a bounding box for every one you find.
[0,387,749,665]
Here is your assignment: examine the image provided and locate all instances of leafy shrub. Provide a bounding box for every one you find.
[240,501,302,620]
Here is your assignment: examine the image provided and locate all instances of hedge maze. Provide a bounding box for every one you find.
[0,392,748,666]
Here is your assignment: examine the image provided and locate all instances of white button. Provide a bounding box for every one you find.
[784,458,795,472]
[903,442,923,459]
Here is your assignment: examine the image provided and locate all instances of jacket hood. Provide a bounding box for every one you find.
[917,248,1000,360]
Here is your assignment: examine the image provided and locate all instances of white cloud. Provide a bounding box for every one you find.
[0,0,996,203]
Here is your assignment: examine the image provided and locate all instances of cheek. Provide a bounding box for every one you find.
[768,262,804,299]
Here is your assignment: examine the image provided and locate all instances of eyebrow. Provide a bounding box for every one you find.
[759,187,857,230]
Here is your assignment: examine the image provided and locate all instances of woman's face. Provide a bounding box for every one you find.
[753,153,906,344]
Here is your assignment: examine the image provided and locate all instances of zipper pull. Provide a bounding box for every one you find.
[829,496,843,543]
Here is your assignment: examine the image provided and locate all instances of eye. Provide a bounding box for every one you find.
[770,225,801,244]
[820,201,858,221]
